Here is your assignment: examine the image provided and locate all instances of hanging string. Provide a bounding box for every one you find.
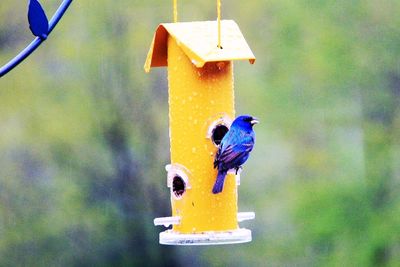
[172,0,222,46]
[173,0,178,22]
[217,0,222,48]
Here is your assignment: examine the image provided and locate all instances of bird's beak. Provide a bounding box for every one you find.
[251,117,259,125]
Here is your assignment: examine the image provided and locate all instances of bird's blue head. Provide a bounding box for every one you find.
[231,115,259,130]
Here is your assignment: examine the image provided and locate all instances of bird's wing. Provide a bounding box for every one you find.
[218,143,252,164]
[214,134,254,169]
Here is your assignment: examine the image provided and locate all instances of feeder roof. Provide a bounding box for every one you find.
[144,20,255,72]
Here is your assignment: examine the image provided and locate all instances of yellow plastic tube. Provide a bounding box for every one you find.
[167,35,238,233]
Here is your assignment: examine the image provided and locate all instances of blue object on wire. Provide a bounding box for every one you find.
[28,0,49,39]
[0,0,73,78]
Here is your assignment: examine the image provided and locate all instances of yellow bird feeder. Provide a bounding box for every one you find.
[144,3,256,245]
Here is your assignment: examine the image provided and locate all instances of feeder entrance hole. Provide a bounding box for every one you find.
[211,124,229,146]
[172,175,186,198]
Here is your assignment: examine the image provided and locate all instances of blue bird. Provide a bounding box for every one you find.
[212,115,259,194]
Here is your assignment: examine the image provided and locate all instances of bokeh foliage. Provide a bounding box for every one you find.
[0,0,399,266]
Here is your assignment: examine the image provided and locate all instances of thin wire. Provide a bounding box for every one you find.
[217,0,222,48]
[0,0,74,78]
[173,0,178,23]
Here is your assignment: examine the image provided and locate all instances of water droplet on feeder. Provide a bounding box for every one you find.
[192,147,196,153]
[188,96,193,101]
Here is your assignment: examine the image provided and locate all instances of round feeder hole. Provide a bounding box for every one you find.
[172,175,186,199]
[211,124,229,146]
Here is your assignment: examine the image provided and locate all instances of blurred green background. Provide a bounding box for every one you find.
[1,0,399,266]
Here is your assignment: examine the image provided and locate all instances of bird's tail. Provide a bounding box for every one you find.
[212,170,227,194]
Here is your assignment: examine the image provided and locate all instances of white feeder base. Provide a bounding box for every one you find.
[159,228,252,246]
